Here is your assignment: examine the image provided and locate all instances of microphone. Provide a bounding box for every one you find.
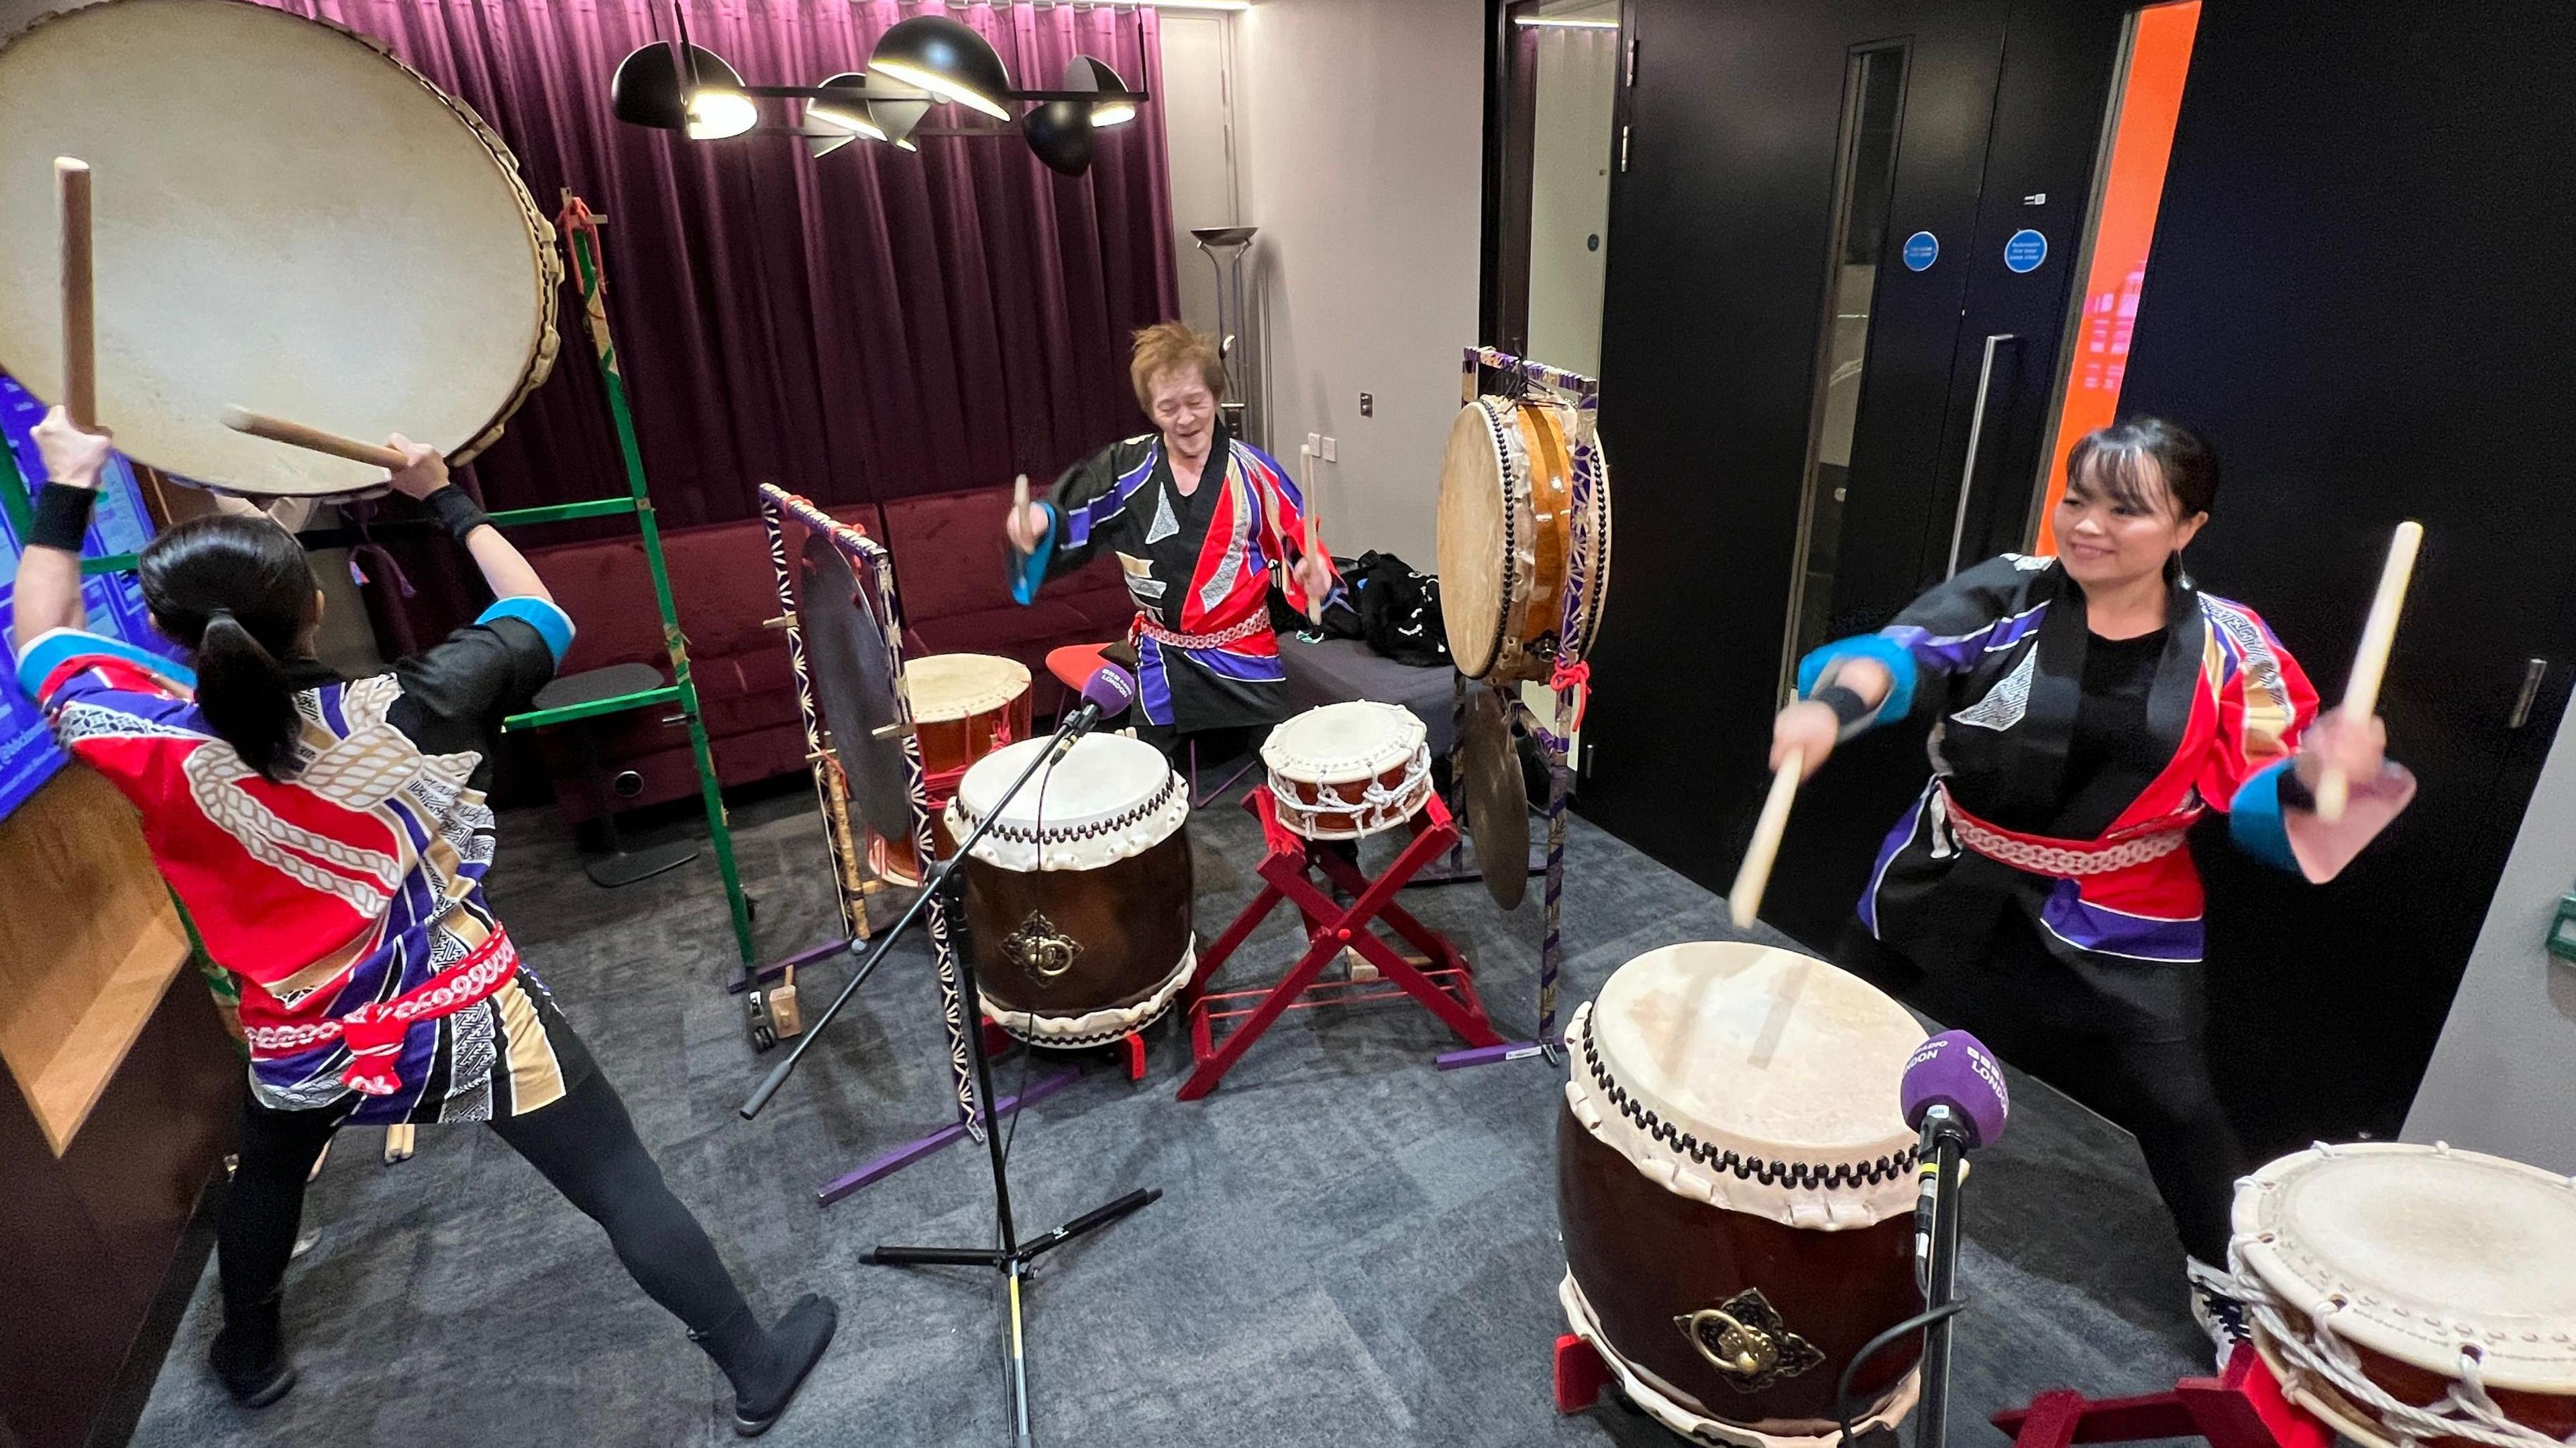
[1060,663,1137,740]
[1902,1030,2008,1292]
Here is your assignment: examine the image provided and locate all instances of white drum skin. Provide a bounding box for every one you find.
[1260,702,1434,840]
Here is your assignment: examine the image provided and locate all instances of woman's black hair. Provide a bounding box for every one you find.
[138,514,317,781]
[2064,416,2220,520]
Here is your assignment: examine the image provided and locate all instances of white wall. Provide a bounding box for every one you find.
[2404,705,2576,1171]
[1236,0,1486,563]
[1158,11,1240,343]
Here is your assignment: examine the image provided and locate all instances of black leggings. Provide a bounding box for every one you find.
[219,1069,749,1335]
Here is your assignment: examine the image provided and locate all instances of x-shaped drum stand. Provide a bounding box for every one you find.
[1177,787,1501,1099]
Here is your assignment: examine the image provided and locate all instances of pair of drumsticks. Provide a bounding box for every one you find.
[1003,446,1328,558]
[52,155,411,474]
[1727,524,2424,928]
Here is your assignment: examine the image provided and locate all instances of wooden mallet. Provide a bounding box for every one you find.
[221,406,409,469]
[2316,520,2423,823]
[57,157,95,429]
[1729,749,1803,929]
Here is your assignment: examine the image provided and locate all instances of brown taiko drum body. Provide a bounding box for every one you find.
[1556,942,1929,1447]
[945,734,1195,1047]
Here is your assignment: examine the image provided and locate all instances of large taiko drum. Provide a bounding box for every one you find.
[0,0,559,498]
[1559,942,1927,1447]
[947,734,1195,1047]
[907,653,1034,858]
[1260,702,1434,840]
[1436,392,1611,683]
[2230,1142,2576,1448]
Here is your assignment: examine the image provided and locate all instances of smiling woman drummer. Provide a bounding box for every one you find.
[1771,416,2416,1365]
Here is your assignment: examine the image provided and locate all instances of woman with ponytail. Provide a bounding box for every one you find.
[11,407,836,1435]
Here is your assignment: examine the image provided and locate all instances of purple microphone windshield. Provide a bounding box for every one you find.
[1082,663,1138,719]
[1899,1029,2010,1148]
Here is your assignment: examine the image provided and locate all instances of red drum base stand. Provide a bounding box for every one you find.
[1988,1346,2333,1448]
[1177,788,1501,1099]
[980,1016,1151,1083]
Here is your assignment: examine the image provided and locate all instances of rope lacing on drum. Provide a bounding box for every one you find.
[1274,747,1432,837]
[1580,1011,1916,1192]
[2224,1144,2572,1448]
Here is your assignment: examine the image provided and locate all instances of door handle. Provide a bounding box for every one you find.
[1946,333,2017,579]
[2508,658,2548,728]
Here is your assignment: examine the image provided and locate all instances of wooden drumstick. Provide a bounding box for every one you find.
[57,158,95,429]
[1303,452,1325,560]
[1730,750,1803,929]
[1010,472,1031,553]
[2316,520,2422,823]
[221,406,409,469]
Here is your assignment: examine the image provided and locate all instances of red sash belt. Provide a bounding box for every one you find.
[1935,781,2196,879]
[243,930,522,1097]
[1133,612,1270,651]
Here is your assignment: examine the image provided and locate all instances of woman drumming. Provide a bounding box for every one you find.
[1004,322,1342,763]
[11,410,835,1435]
[1772,418,2415,1363]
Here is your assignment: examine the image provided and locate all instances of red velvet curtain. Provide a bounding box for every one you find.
[268,0,1179,528]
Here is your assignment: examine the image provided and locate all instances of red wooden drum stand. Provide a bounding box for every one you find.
[1990,1346,2334,1448]
[980,1015,1149,1083]
[1175,788,1501,1099]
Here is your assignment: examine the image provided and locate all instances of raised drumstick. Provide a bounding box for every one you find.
[1304,455,1324,560]
[1011,472,1030,552]
[221,406,409,469]
[2316,520,2423,823]
[1730,750,1803,929]
[57,158,95,429]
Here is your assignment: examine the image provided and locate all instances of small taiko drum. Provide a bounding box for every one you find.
[907,653,1032,857]
[1436,392,1612,683]
[2229,1142,2576,1448]
[947,734,1195,1048]
[1260,702,1434,840]
[1559,942,1927,1447]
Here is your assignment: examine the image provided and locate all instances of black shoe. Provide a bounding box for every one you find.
[694,1294,839,1438]
[209,1313,297,1408]
[2186,1258,2251,1373]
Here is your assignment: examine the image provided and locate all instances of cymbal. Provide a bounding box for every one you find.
[1461,684,1528,911]
[800,533,912,844]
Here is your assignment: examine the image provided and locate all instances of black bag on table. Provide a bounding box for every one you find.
[1347,551,1450,668]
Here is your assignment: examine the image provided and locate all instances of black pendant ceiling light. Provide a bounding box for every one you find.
[609,4,1148,175]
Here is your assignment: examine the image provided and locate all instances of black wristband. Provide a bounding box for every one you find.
[30,483,99,551]
[1811,683,1875,728]
[421,486,490,543]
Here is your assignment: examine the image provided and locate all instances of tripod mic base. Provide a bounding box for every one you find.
[867,1187,1159,1270]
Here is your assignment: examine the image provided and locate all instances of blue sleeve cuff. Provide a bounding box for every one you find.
[2228,759,2300,873]
[1795,633,1919,726]
[1010,504,1056,607]
[15,626,196,700]
[477,597,576,665]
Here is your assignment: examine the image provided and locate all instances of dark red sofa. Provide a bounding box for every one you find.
[525,486,1132,820]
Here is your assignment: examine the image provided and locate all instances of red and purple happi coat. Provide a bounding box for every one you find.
[1015,421,1344,732]
[15,600,592,1124]
[1802,554,2414,974]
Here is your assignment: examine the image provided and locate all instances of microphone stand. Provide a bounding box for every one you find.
[741,700,1159,1448]
[1915,1104,1969,1448]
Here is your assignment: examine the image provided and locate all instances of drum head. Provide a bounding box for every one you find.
[0,0,557,496]
[1436,401,1512,678]
[1595,942,1923,1162]
[1461,685,1527,910]
[2233,1143,2576,1392]
[953,733,1187,871]
[1260,701,1425,783]
[800,533,910,844]
[906,653,1031,724]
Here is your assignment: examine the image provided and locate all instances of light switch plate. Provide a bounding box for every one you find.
[1305,432,1321,457]
[1320,437,1338,462]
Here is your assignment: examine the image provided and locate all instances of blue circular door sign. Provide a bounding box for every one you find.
[1902,231,1939,272]
[2003,229,2048,273]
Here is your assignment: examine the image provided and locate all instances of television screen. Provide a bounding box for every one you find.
[0,372,186,824]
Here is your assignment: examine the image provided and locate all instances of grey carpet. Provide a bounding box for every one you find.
[129,783,2206,1447]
